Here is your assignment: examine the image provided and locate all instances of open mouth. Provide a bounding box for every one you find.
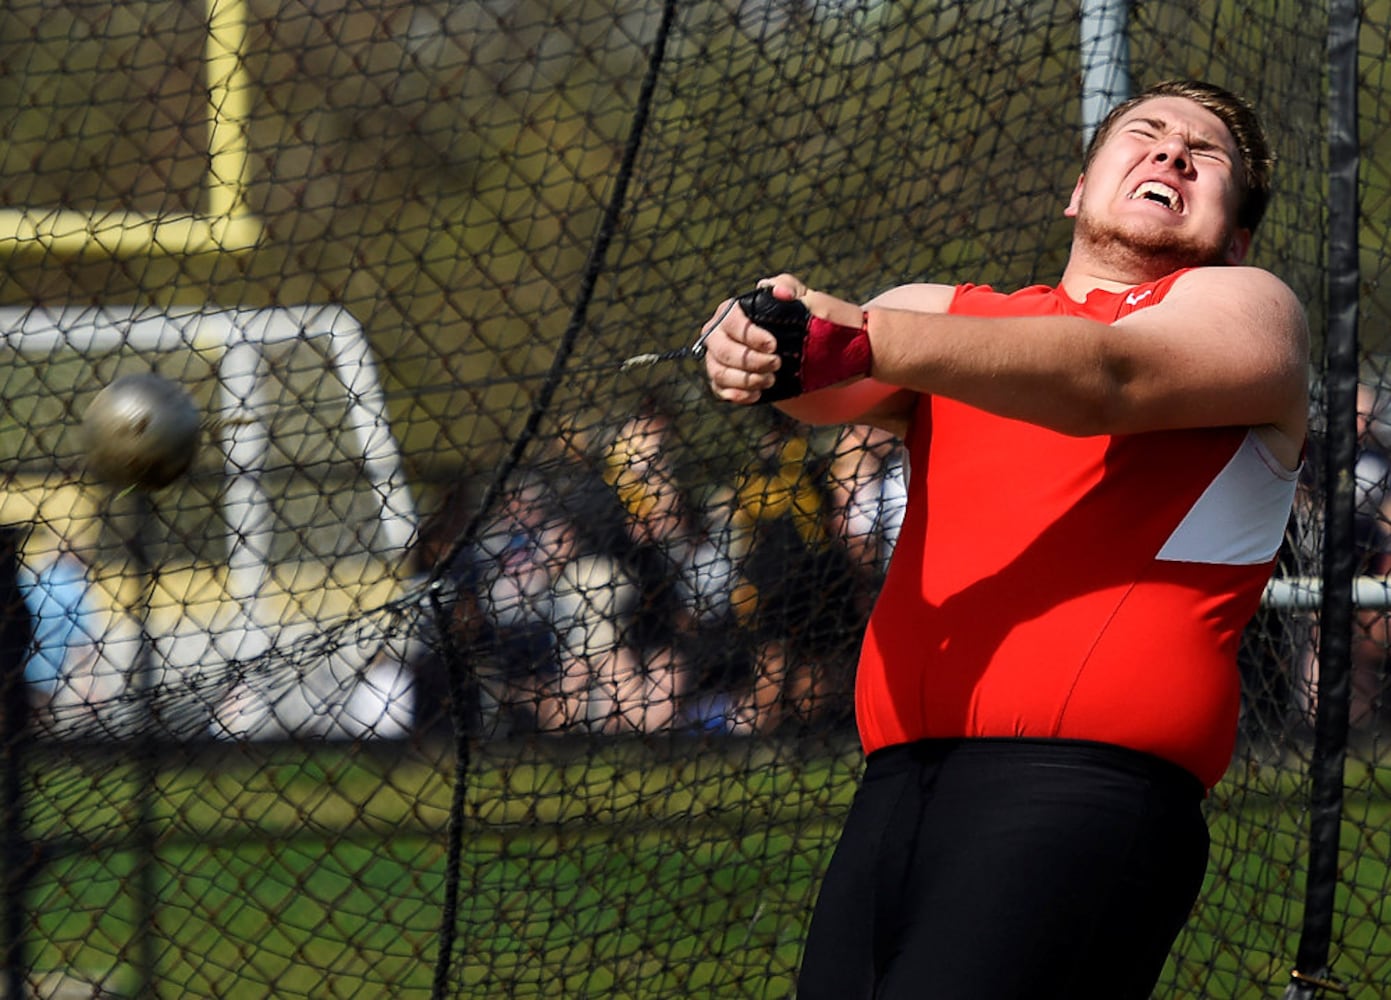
[1129,181,1182,212]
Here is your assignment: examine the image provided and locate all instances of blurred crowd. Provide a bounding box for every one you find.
[12,383,1391,745]
[410,401,907,740]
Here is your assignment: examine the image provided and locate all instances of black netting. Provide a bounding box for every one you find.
[0,1,1387,997]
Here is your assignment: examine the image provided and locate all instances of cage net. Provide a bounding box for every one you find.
[0,0,1387,997]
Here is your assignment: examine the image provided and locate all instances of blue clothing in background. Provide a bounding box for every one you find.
[17,554,96,691]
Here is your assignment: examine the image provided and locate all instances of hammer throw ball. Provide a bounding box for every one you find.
[82,372,200,491]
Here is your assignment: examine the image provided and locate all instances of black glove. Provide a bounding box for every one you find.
[736,288,872,404]
[736,288,813,403]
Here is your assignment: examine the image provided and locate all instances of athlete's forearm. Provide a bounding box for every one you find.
[866,307,1124,436]
[775,379,914,435]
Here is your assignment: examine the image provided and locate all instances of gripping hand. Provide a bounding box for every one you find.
[735,288,871,403]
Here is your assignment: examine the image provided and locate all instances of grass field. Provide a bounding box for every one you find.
[11,736,1391,998]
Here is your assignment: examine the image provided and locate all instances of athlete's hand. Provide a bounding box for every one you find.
[702,274,871,405]
[701,287,781,405]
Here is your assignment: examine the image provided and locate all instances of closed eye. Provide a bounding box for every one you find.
[1192,147,1230,164]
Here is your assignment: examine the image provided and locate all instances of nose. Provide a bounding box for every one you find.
[1151,136,1190,173]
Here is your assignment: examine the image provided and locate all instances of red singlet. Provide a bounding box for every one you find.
[854,273,1299,788]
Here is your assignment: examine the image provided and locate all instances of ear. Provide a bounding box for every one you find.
[1064,174,1085,218]
[1224,227,1252,265]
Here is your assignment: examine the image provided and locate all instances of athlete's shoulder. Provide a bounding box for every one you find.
[1161,266,1308,343]
[1170,265,1302,307]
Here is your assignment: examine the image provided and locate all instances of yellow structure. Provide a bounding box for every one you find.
[0,0,261,258]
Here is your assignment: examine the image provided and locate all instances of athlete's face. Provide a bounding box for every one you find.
[1065,96,1251,272]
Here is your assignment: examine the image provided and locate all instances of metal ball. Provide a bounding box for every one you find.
[82,372,200,491]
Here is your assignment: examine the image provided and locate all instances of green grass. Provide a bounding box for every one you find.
[11,738,1391,998]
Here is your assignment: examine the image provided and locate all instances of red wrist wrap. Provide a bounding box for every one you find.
[801,312,872,393]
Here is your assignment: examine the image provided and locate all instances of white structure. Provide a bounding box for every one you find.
[0,303,420,739]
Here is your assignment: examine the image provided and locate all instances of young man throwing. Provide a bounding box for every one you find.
[702,80,1308,1000]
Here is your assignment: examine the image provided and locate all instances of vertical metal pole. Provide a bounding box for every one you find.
[1079,0,1131,145]
[1284,1,1359,996]
[123,495,160,999]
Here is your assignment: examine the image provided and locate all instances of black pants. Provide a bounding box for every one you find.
[797,738,1210,1000]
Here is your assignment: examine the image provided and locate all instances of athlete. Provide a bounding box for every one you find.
[700,80,1308,1000]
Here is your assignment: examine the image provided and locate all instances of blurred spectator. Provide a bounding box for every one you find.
[540,516,664,734]
[543,414,630,557]
[826,424,908,582]
[470,471,575,733]
[15,532,101,721]
[1295,382,1391,732]
[602,402,701,730]
[1347,383,1391,728]
[402,482,490,738]
[1352,382,1391,569]
[457,454,686,736]
[676,484,750,731]
[726,415,863,734]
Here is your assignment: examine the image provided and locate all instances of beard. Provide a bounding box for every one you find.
[1073,207,1234,277]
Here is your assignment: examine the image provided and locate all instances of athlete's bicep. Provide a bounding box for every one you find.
[1107,267,1309,444]
[866,282,958,313]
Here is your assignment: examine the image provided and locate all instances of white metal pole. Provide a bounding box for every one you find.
[1080,0,1131,145]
